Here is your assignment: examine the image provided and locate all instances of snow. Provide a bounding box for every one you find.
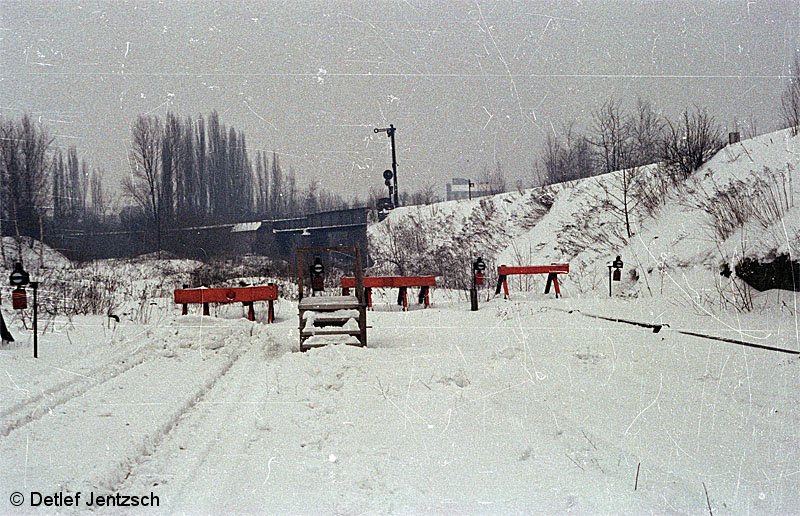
[302,309,360,321]
[1,130,799,513]
[1,237,73,271]
[299,295,361,308]
[1,295,797,514]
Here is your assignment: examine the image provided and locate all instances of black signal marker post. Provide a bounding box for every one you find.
[383,169,394,208]
[31,281,38,358]
[9,262,36,357]
[374,124,399,208]
[471,257,486,311]
[310,257,325,296]
[608,255,623,297]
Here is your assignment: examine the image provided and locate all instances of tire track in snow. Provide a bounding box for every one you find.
[115,337,276,504]
[91,336,258,495]
[0,347,151,437]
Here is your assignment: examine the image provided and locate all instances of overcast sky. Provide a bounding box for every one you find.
[1,0,798,201]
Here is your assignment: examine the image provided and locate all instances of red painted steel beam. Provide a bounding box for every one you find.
[341,276,437,288]
[174,285,278,304]
[497,264,569,276]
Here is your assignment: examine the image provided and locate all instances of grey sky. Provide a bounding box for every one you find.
[1,0,797,202]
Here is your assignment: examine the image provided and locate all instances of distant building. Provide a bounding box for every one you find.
[446,178,490,201]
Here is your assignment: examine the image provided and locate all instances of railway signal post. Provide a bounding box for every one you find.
[608,255,623,297]
[9,262,37,357]
[374,124,399,208]
[471,257,486,311]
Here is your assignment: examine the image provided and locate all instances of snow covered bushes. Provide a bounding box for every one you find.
[688,163,796,312]
[45,274,122,318]
[188,256,281,288]
[369,190,557,290]
[635,164,686,217]
[696,165,794,242]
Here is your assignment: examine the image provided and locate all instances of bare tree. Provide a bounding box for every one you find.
[587,98,632,175]
[595,165,645,239]
[781,55,800,136]
[742,114,759,140]
[227,128,254,221]
[370,217,433,277]
[195,115,208,218]
[123,114,163,250]
[285,166,299,216]
[89,168,107,224]
[51,149,65,222]
[364,186,383,211]
[408,181,441,205]
[318,188,348,212]
[176,115,197,223]
[541,122,594,185]
[270,152,283,217]
[207,111,226,220]
[586,98,664,239]
[541,130,561,184]
[479,161,507,194]
[161,112,182,227]
[629,98,665,165]
[65,146,88,222]
[661,107,723,179]
[254,151,269,216]
[304,179,320,214]
[0,115,52,238]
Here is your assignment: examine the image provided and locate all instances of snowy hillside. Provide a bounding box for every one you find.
[1,237,73,271]
[369,129,799,309]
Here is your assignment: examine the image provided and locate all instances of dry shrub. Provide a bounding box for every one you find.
[369,189,557,291]
[189,256,285,287]
[698,166,793,242]
[635,164,686,217]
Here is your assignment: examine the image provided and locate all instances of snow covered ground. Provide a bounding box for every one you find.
[1,129,799,514]
[1,288,798,514]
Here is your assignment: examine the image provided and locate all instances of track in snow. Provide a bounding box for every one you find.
[94,339,255,495]
[0,347,151,437]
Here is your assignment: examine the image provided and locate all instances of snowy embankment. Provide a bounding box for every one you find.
[369,129,799,308]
